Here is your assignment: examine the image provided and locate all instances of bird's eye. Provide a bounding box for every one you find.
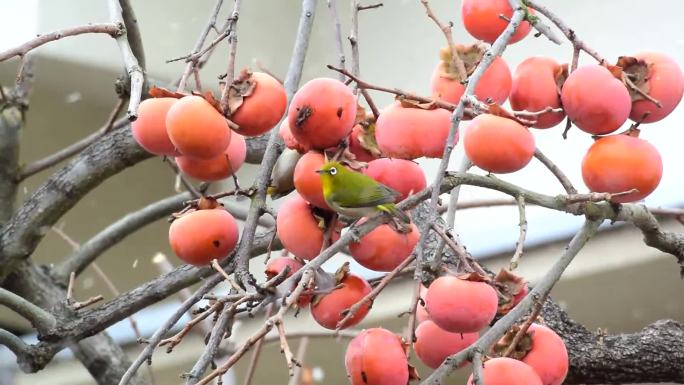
[329,167,337,175]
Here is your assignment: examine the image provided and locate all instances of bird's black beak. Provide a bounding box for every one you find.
[315,169,326,174]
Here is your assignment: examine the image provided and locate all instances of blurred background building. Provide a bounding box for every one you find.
[0,0,683,384]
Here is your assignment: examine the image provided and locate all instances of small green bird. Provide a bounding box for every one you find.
[316,161,411,225]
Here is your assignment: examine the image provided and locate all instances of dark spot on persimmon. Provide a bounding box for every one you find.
[212,240,221,248]
[336,107,344,118]
[361,371,368,384]
[295,105,313,128]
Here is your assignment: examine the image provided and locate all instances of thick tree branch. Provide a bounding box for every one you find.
[0,126,152,282]
[540,300,684,384]
[422,219,602,384]
[17,90,127,181]
[42,229,277,345]
[4,261,149,385]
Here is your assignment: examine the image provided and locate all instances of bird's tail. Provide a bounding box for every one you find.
[378,203,411,224]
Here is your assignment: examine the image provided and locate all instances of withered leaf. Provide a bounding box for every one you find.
[616,56,652,102]
[148,86,186,99]
[356,122,383,157]
[398,96,437,110]
[334,262,351,284]
[227,68,257,116]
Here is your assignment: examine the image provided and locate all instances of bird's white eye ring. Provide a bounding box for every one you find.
[329,167,337,175]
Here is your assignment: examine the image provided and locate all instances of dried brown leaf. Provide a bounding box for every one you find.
[226,68,257,116]
[148,86,186,99]
[616,56,652,102]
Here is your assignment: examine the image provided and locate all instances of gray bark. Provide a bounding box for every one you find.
[541,300,684,384]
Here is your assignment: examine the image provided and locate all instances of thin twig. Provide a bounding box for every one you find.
[525,0,607,65]
[176,0,226,92]
[164,157,202,198]
[509,195,527,270]
[219,0,244,114]
[430,223,471,271]
[404,280,421,348]
[195,270,314,385]
[118,276,224,385]
[0,23,123,61]
[287,337,310,385]
[159,302,222,353]
[336,253,415,329]
[242,303,274,385]
[65,270,104,310]
[212,259,233,282]
[349,0,362,82]
[18,102,126,181]
[564,189,638,204]
[421,219,601,384]
[184,304,237,385]
[230,0,316,289]
[623,73,662,107]
[327,0,346,82]
[419,0,467,81]
[534,148,577,194]
[501,293,547,358]
[276,320,297,375]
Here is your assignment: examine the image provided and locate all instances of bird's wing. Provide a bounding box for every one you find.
[332,176,400,208]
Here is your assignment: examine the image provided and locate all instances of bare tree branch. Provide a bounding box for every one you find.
[0,287,56,331]
[54,192,190,283]
[0,108,22,223]
[541,299,684,384]
[525,0,607,64]
[176,0,225,92]
[0,24,123,61]
[18,102,126,181]
[326,0,346,82]
[219,0,243,114]
[421,219,601,384]
[534,148,577,194]
[0,329,30,364]
[0,126,152,282]
[108,0,145,119]
[184,304,236,385]
[232,0,317,287]
[117,276,223,385]
[119,0,146,71]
